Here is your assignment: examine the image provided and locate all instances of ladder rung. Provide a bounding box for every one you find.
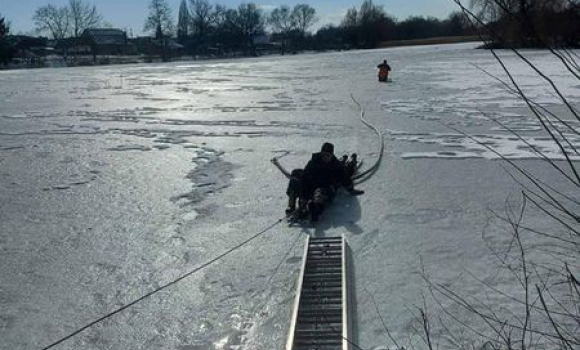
[304,273,341,279]
[302,291,342,296]
[295,339,343,346]
[301,296,342,303]
[308,252,341,257]
[297,323,342,330]
[306,264,341,268]
[309,247,341,251]
[310,237,342,242]
[298,307,342,315]
[303,281,342,288]
[306,263,342,269]
[295,345,342,350]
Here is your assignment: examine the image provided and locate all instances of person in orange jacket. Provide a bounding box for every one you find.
[377,59,391,82]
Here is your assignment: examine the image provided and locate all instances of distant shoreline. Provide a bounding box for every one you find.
[1,37,485,70]
[378,35,482,48]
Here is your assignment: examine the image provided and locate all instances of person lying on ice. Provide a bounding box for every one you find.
[279,142,364,222]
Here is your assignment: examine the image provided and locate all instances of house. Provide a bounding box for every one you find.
[251,34,270,45]
[129,36,184,57]
[8,35,64,67]
[81,28,131,55]
[56,36,92,55]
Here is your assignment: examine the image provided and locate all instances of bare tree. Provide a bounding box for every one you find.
[268,5,296,53]
[0,15,13,66]
[268,5,296,34]
[291,4,317,35]
[469,0,574,46]
[232,3,264,38]
[189,0,215,37]
[144,0,174,39]
[33,4,70,40]
[144,0,174,61]
[177,0,189,39]
[222,3,264,52]
[68,0,102,38]
[212,4,227,31]
[340,0,390,48]
[0,16,7,39]
[358,0,386,25]
[470,0,504,21]
[341,7,358,28]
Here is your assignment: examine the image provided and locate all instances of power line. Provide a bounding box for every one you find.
[39,217,284,350]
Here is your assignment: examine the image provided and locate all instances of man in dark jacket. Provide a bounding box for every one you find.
[296,142,363,221]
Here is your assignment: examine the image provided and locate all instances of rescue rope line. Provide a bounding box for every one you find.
[39,217,285,350]
[350,94,385,185]
[252,227,305,322]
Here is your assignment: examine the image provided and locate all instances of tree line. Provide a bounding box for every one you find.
[164,0,472,54]
[0,0,474,64]
[470,0,580,48]
[0,16,12,65]
[3,0,577,66]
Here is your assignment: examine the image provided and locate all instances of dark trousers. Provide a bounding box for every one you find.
[286,169,331,208]
[287,165,353,202]
[286,169,303,198]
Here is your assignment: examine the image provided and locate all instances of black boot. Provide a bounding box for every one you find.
[346,153,358,172]
[285,195,297,214]
[296,199,309,219]
[308,201,322,222]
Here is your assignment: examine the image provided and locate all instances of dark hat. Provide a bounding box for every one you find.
[321,142,334,154]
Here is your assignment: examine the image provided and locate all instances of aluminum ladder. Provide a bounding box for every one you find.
[286,236,350,350]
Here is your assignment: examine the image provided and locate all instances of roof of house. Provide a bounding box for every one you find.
[82,28,126,45]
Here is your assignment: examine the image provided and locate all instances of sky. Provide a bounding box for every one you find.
[1,0,461,36]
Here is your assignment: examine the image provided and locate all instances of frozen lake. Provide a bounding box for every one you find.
[1,43,579,350]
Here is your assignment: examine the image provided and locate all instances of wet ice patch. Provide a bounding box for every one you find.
[172,146,234,206]
[153,144,171,150]
[183,210,199,221]
[402,151,483,159]
[384,209,449,224]
[0,314,16,331]
[394,131,580,160]
[41,174,98,191]
[0,145,25,151]
[108,144,152,152]
[212,313,254,350]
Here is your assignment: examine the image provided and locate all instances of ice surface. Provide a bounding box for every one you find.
[394,131,580,160]
[1,43,579,350]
